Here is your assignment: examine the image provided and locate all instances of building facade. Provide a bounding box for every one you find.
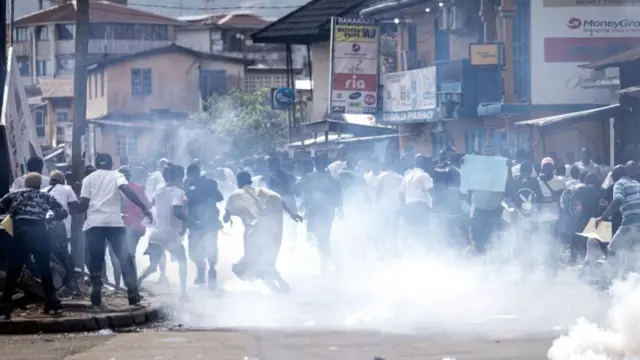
[84,44,250,166]
[12,1,184,85]
[252,0,633,162]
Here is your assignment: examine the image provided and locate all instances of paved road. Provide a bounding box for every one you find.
[0,330,556,360]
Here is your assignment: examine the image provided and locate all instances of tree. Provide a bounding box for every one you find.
[191,89,289,159]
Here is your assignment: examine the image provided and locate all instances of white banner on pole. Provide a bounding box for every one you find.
[0,47,47,181]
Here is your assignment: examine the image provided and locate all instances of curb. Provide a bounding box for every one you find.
[0,303,167,335]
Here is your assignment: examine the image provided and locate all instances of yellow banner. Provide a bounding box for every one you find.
[334,25,378,43]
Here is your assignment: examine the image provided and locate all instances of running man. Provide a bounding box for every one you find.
[224,171,302,293]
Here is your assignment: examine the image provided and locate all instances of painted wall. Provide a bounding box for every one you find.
[530,1,639,105]
[309,41,331,122]
[86,51,245,119]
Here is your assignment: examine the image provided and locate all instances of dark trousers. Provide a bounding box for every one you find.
[402,201,431,244]
[85,226,139,305]
[1,218,59,313]
[189,228,219,282]
[470,208,503,253]
[307,212,334,259]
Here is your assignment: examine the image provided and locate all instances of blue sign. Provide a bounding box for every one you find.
[271,87,294,110]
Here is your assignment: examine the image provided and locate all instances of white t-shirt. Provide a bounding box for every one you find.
[376,171,403,209]
[327,160,347,179]
[574,160,602,180]
[145,170,165,201]
[364,171,378,201]
[400,168,434,206]
[11,174,51,192]
[152,184,186,241]
[511,164,537,178]
[80,169,128,231]
[43,184,78,237]
[538,176,566,221]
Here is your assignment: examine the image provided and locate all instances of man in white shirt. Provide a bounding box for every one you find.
[145,158,168,201]
[78,153,152,307]
[375,163,404,251]
[327,146,348,179]
[574,148,602,181]
[400,155,434,243]
[11,156,50,192]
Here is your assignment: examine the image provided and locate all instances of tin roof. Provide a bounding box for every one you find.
[251,0,368,44]
[15,1,185,26]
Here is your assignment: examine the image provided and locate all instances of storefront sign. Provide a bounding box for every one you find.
[381,66,437,123]
[531,2,640,104]
[0,47,46,180]
[329,17,380,114]
[469,43,502,66]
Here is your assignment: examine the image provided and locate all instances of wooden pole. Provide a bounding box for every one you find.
[70,0,89,270]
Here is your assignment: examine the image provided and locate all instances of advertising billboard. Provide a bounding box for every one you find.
[531,2,640,104]
[381,66,438,123]
[329,17,381,114]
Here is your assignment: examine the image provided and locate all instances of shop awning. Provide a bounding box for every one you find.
[515,104,620,128]
[303,114,397,136]
[619,86,640,99]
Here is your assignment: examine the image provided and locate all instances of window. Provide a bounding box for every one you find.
[464,128,485,154]
[94,73,98,97]
[199,70,227,103]
[115,134,136,157]
[131,68,152,97]
[88,76,92,99]
[55,110,70,123]
[34,110,46,137]
[56,24,75,40]
[100,71,105,96]
[16,57,29,76]
[35,25,49,41]
[113,24,133,40]
[56,55,75,72]
[211,39,224,53]
[36,60,52,76]
[56,126,66,142]
[13,27,28,42]
[89,23,108,39]
[431,132,453,156]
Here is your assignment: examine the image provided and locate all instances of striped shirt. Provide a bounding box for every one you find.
[613,176,640,226]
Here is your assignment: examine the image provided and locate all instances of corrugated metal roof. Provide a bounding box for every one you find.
[15,1,185,26]
[251,0,367,44]
[87,43,253,72]
[580,46,640,70]
[39,78,74,99]
[515,104,620,128]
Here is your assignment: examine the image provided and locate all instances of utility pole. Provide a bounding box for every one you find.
[70,0,89,269]
[0,0,9,197]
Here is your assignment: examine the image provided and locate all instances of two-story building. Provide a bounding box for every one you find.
[13,0,187,147]
[252,0,623,162]
[84,44,251,167]
[175,12,306,92]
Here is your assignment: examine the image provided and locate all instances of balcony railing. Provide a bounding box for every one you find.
[56,39,174,55]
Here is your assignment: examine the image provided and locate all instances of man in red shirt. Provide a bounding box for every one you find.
[119,166,152,260]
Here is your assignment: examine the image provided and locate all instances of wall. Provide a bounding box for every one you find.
[175,28,212,53]
[530,120,611,162]
[86,70,108,119]
[530,1,640,105]
[309,41,331,122]
[91,52,245,118]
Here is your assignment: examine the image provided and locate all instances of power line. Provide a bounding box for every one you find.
[48,0,301,11]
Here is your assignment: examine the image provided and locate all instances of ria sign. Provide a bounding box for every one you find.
[332,74,377,92]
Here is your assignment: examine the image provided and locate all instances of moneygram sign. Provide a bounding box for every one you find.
[568,17,640,33]
[329,17,380,115]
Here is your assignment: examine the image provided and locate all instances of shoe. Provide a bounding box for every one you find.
[128,293,143,307]
[156,275,169,285]
[194,275,205,285]
[90,287,102,306]
[57,286,74,300]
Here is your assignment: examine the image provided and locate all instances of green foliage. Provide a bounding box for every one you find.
[191,89,289,158]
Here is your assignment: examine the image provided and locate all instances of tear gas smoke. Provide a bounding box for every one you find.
[548,274,640,360]
[127,216,609,337]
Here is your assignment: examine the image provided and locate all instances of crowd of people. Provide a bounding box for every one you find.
[0,144,638,319]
